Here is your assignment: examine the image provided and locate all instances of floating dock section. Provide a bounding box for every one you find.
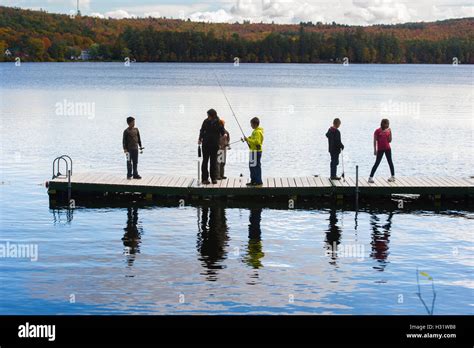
[47,173,474,200]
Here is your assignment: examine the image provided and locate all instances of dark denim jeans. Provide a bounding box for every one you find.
[330,152,340,178]
[370,149,395,177]
[126,148,139,178]
[249,151,262,185]
[202,143,219,181]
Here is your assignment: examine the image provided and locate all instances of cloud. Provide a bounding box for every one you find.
[460,6,474,17]
[188,0,416,25]
[432,4,474,20]
[230,0,260,18]
[119,4,207,19]
[201,0,473,25]
[189,9,234,23]
[184,0,326,24]
[144,11,162,18]
[346,0,416,24]
[8,0,472,25]
[103,9,135,19]
[90,12,105,19]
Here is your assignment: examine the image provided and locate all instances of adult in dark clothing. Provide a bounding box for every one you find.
[198,109,225,184]
[123,116,143,180]
[326,118,344,180]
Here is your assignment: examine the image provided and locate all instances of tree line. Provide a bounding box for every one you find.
[109,26,471,64]
[1,6,472,63]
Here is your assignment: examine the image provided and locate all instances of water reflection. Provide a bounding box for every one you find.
[370,212,393,271]
[325,209,342,265]
[243,208,265,270]
[51,208,73,225]
[196,206,229,281]
[122,207,143,267]
[39,202,474,314]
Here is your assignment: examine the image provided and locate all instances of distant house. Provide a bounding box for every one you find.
[79,50,90,60]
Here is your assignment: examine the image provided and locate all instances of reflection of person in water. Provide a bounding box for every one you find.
[122,207,143,267]
[370,212,393,271]
[243,208,265,269]
[197,205,229,281]
[325,209,342,264]
[52,208,74,225]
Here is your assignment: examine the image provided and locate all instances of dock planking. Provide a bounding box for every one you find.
[48,173,474,199]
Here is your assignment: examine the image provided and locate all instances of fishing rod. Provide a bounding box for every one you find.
[214,72,246,138]
[341,149,346,182]
[228,139,245,146]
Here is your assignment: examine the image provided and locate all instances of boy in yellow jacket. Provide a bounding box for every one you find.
[243,117,264,187]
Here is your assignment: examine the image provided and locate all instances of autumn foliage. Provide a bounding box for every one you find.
[0,6,473,63]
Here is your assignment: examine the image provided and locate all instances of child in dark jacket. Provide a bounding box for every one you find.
[326,118,344,180]
[123,116,143,180]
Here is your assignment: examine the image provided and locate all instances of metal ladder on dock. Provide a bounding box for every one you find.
[52,155,73,201]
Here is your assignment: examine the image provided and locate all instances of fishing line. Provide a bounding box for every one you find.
[214,72,246,138]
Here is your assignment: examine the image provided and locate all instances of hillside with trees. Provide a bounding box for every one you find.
[0,6,473,63]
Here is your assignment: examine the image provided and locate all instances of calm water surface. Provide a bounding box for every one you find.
[0,63,473,314]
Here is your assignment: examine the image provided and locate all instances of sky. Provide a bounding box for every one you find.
[0,0,473,25]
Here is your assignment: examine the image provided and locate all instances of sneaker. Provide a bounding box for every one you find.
[368,177,375,184]
[133,175,142,180]
[127,176,132,180]
[212,180,218,184]
[331,176,341,180]
[202,180,210,185]
[388,176,396,182]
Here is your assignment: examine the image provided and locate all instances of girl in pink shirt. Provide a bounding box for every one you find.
[369,119,395,183]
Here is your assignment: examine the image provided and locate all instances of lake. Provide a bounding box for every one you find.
[0,63,472,314]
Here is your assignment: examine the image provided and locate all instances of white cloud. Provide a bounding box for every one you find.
[8,0,472,25]
[144,11,162,18]
[182,0,326,24]
[119,4,207,19]
[189,9,234,23]
[215,0,474,24]
[230,0,261,18]
[104,9,135,19]
[460,6,474,17]
[432,4,474,20]
[183,0,424,25]
[346,0,416,24]
[90,12,105,19]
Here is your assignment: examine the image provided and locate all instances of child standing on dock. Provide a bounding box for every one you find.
[244,117,264,187]
[326,118,344,180]
[368,118,395,183]
[217,119,230,180]
[123,116,143,180]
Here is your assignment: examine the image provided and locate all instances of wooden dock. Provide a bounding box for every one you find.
[47,173,474,199]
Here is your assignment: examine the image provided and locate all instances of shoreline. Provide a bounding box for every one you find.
[2,61,473,65]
